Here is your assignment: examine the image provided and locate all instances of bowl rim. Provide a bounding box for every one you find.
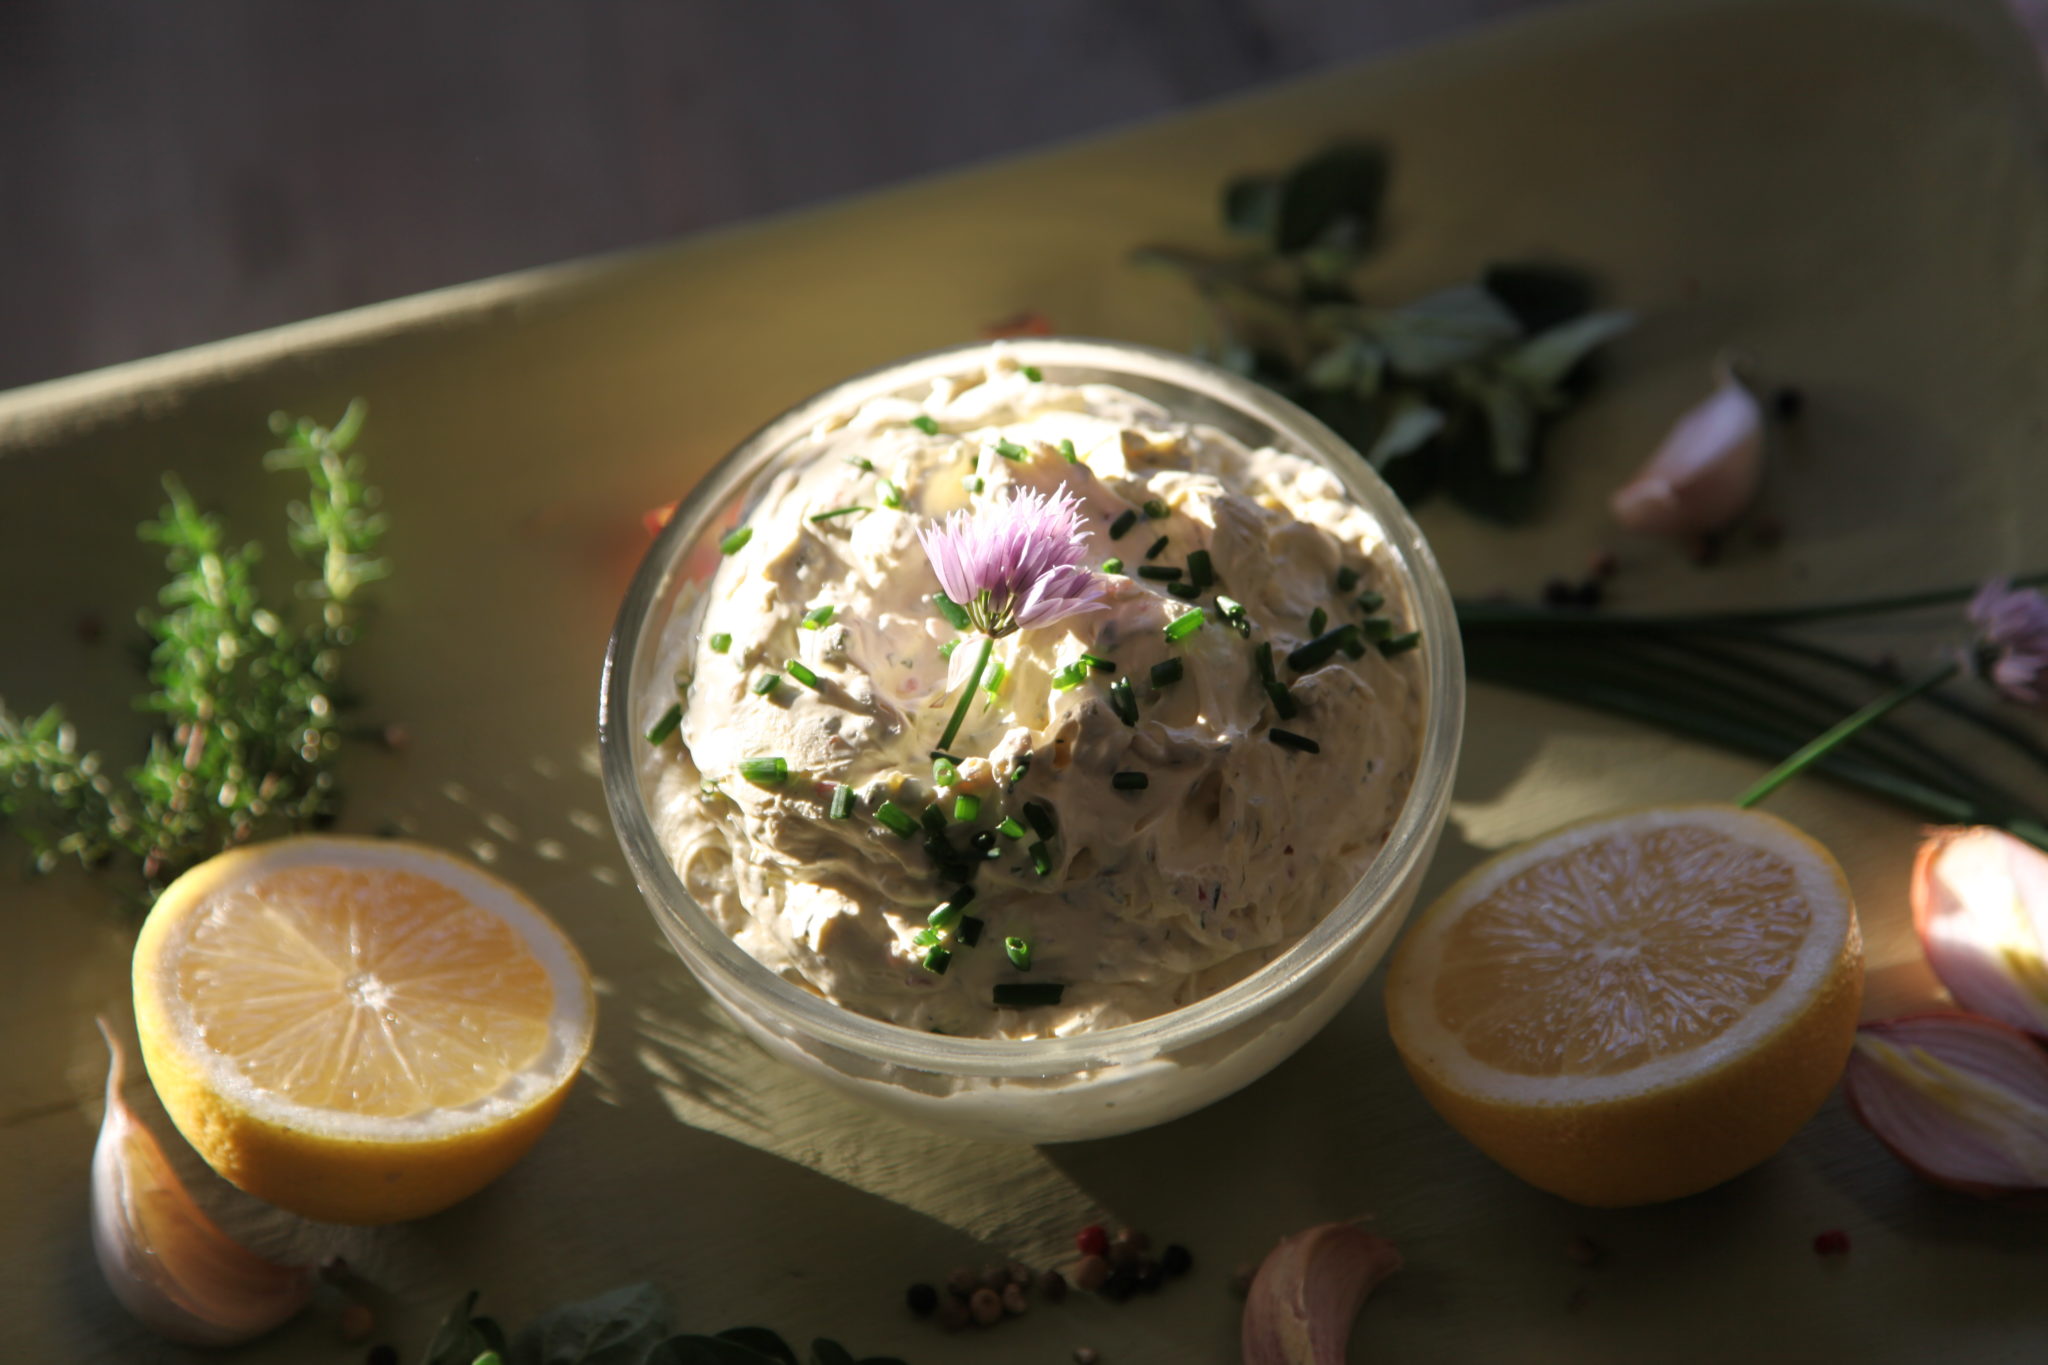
[598,337,1465,1078]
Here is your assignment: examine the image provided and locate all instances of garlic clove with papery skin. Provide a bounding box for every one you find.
[90,1018,314,1346]
[1841,1012,2048,1197]
[1610,362,1764,538]
[1911,826,2048,1039]
[1240,1220,1402,1365]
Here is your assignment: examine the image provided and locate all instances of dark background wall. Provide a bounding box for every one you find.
[0,0,1553,392]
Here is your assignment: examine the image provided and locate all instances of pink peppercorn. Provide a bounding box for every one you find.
[1076,1224,1109,1258]
[1813,1229,1851,1257]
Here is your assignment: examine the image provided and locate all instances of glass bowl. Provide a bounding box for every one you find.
[599,338,1464,1143]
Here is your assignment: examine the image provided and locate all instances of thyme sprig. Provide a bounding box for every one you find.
[0,401,386,898]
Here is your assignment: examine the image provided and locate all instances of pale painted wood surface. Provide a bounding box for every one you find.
[4,1,2048,1360]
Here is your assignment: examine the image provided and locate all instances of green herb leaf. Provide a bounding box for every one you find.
[515,1282,673,1365]
[1187,550,1216,590]
[922,946,953,975]
[1364,392,1446,468]
[1108,509,1138,540]
[1101,557,1124,574]
[720,526,753,555]
[910,415,941,436]
[994,438,1029,461]
[1274,144,1389,255]
[1223,173,1282,238]
[1150,658,1184,688]
[1022,366,1044,383]
[829,785,856,820]
[875,801,917,839]
[645,704,682,746]
[709,633,733,653]
[998,815,1027,839]
[1005,936,1034,971]
[739,757,790,786]
[1482,260,1599,332]
[1164,608,1207,643]
[1060,437,1079,462]
[1370,284,1522,376]
[752,673,781,696]
[1500,310,1634,396]
[931,593,972,630]
[786,659,820,690]
[807,506,869,524]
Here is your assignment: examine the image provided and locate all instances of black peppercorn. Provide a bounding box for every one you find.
[906,1282,939,1316]
[367,1348,399,1365]
[1133,1259,1164,1293]
[1162,1243,1193,1277]
[1102,1268,1138,1302]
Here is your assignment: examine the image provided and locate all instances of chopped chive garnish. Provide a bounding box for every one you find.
[1187,550,1215,589]
[922,803,949,835]
[1082,653,1116,672]
[1356,590,1386,614]
[1138,565,1182,582]
[957,915,985,947]
[950,883,977,907]
[644,703,682,745]
[953,794,982,822]
[845,455,876,473]
[1270,729,1321,753]
[1005,936,1034,970]
[808,506,869,523]
[881,480,905,509]
[1111,771,1149,790]
[709,632,733,654]
[1164,608,1207,643]
[1060,437,1079,462]
[1265,679,1299,720]
[929,901,964,932]
[912,928,939,947]
[1023,800,1057,838]
[1108,676,1139,726]
[1028,841,1053,877]
[983,659,1008,698]
[1143,499,1170,520]
[1255,641,1278,684]
[1338,632,1366,660]
[971,829,999,856]
[801,605,837,630]
[998,816,1027,839]
[1022,365,1044,382]
[829,784,856,819]
[1009,755,1031,783]
[911,415,941,436]
[1051,661,1089,691]
[933,756,960,787]
[1145,535,1170,561]
[1378,630,1423,657]
[1167,581,1200,600]
[1309,606,1328,636]
[752,673,782,696]
[786,659,820,689]
[739,755,790,785]
[1336,567,1361,592]
[875,801,918,838]
[994,438,1029,461]
[932,593,972,629]
[968,475,985,494]
[994,982,1065,1007]
[939,638,960,659]
[1150,658,1184,687]
[1217,595,1251,636]
[1361,617,1394,642]
[921,946,953,975]
[720,526,752,555]
[1288,624,1361,672]
[1102,557,1125,574]
[1108,509,1138,539]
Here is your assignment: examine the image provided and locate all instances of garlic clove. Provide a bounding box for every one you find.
[91,1018,314,1346]
[1841,1012,2048,1196]
[1611,362,1764,537]
[1240,1220,1402,1365]
[1911,826,2048,1038]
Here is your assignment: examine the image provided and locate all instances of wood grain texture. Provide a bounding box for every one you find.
[3,0,2048,1360]
[0,0,1543,392]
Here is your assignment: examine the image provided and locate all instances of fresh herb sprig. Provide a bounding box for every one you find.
[1135,143,1631,521]
[0,402,387,898]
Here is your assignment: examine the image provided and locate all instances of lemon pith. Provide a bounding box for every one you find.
[1386,805,1862,1207]
[132,837,595,1225]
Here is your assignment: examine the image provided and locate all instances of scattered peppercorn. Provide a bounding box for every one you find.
[1001,1283,1029,1316]
[947,1267,978,1300]
[1007,1260,1034,1287]
[1772,386,1804,420]
[1076,1224,1110,1258]
[339,1302,375,1342]
[1038,1269,1068,1303]
[970,1287,1004,1326]
[1074,1349,1100,1365]
[1542,577,1577,607]
[1161,1244,1193,1277]
[981,1263,1012,1291]
[1133,1260,1164,1294]
[1074,1255,1112,1292]
[906,1283,939,1316]
[1101,1269,1137,1303]
[937,1299,972,1332]
[1565,1235,1604,1269]
[1813,1229,1851,1257]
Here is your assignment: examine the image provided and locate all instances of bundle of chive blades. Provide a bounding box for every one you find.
[0,401,387,899]
[1458,574,2048,848]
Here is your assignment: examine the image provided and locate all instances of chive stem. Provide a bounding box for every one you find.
[937,635,993,752]
[644,703,682,745]
[1736,663,1959,809]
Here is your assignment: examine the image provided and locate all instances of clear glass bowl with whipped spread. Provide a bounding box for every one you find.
[600,339,1463,1142]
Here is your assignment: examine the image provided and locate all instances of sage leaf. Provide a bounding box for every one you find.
[1365,393,1447,467]
[1275,143,1389,254]
[426,1293,507,1365]
[810,1341,858,1365]
[1474,377,1537,475]
[1302,334,1382,394]
[1501,310,1634,397]
[514,1282,672,1365]
[1481,260,1599,332]
[1369,284,1522,375]
[648,1339,785,1365]
[1224,174,1282,238]
[718,1328,798,1364]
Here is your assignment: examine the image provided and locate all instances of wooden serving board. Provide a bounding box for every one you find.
[4,0,2046,1359]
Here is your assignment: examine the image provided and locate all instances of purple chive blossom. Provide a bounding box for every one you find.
[918,485,1106,638]
[1967,578,2048,705]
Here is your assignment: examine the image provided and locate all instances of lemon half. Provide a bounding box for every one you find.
[132,837,595,1224]
[1386,805,1862,1206]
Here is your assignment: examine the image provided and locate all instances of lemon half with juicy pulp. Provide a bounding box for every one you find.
[1386,804,1862,1207]
[132,836,595,1224]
